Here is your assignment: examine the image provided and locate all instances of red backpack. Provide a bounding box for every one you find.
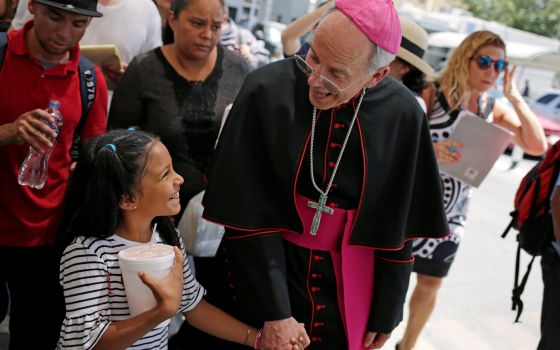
[502,141,560,322]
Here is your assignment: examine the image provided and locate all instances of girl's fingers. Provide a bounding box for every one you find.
[138,271,157,292]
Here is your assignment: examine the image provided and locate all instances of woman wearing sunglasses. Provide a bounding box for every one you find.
[397,30,547,350]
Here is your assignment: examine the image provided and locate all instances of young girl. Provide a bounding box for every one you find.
[55,129,308,350]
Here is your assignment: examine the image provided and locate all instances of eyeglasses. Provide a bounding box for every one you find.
[294,54,362,95]
[471,55,508,73]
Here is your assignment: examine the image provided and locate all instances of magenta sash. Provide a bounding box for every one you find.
[281,195,374,350]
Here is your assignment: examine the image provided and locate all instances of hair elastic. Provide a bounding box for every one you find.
[105,143,117,152]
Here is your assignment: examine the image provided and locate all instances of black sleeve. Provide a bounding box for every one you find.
[368,240,413,333]
[108,57,145,129]
[222,228,292,323]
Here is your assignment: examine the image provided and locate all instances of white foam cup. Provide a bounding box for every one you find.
[118,244,175,317]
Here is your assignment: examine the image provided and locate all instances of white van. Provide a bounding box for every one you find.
[531,89,560,123]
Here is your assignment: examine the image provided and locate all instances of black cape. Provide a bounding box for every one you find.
[203,58,449,247]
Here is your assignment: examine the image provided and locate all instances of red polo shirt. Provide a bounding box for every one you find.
[0,21,108,247]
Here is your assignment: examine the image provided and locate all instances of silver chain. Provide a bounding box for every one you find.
[309,88,366,197]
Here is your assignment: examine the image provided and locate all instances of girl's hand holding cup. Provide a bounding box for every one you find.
[138,246,184,319]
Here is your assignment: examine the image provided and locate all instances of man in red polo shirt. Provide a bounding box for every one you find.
[0,0,107,348]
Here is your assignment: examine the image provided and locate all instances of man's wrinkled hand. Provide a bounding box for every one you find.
[261,317,310,350]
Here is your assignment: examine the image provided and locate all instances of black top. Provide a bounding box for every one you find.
[109,46,250,209]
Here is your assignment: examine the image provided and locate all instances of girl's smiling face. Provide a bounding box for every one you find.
[132,141,184,218]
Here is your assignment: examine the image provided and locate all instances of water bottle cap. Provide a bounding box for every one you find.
[48,100,61,108]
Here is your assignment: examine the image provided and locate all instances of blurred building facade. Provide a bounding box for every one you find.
[226,0,468,27]
[394,0,464,12]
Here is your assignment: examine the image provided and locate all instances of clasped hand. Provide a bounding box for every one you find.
[261,317,310,349]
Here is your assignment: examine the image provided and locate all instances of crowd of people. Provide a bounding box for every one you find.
[0,0,557,349]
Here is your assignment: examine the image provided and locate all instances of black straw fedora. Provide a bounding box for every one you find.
[34,0,102,17]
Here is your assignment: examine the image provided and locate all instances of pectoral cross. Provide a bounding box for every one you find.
[307,194,334,235]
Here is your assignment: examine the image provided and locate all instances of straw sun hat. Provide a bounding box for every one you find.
[397,16,433,76]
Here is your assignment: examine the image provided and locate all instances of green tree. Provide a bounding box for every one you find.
[463,0,560,38]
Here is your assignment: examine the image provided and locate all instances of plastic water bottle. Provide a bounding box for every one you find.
[18,100,63,189]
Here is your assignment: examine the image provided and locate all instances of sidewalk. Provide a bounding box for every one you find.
[382,155,542,350]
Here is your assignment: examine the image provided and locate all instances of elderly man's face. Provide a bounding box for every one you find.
[305,11,383,110]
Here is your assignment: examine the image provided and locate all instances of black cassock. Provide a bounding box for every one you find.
[197,58,449,349]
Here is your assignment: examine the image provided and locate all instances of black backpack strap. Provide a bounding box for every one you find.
[0,32,7,68]
[547,152,560,203]
[511,240,536,323]
[70,54,97,160]
[77,54,96,133]
[501,211,517,238]
[435,88,460,120]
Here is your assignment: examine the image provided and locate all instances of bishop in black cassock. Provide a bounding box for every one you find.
[199,1,449,349]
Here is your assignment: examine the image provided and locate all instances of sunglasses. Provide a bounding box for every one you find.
[472,55,508,73]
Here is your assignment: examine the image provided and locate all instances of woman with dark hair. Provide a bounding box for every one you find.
[396,59,427,95]
[109,0,249,215]
[56,129,306,350]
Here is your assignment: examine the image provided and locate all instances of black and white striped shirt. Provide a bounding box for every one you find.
[57,232,205,349]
